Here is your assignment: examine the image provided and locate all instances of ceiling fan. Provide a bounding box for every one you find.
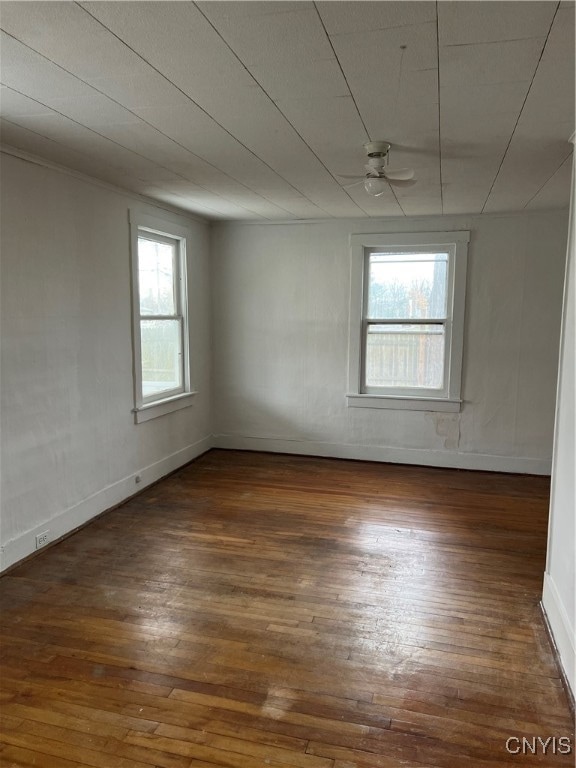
[340,141,416,197]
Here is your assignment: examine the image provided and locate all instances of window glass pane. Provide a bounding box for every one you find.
[365,324,445,389]
[138,237,176,316]
[140,319,182,397]
[367,252,447,320]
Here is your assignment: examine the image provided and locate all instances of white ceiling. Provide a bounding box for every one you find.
[0,1,574,220]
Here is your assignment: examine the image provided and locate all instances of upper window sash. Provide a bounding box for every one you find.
[362,247,452,327]
[137,233,182,320]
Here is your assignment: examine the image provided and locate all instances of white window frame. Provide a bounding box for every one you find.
[129,210,196,423]
[347,231,469,412]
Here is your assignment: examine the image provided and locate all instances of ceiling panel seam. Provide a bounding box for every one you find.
[77,1,336,218]
[0,34,297,219]
[0,115,249,219]
[522,151,574,209]
[480,1,561,214]
[329,21,441,37]
[0,36,308,219]
[386,44,408,216]
[0,141,220,221]
[0,84,186,181]
[312,2,406,216]
[444,37,555,48]
[1,115,129,179]
[192,1,370,217]
[0,80,274,220]
[312,2,370,140]
[436,1,444,215]
[313,2,408,217]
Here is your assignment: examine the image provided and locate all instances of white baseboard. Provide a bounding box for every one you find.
[542,572,575,698]
[213,434,551,474]
[0,435,213,573]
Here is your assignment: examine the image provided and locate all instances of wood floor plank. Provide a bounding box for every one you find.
[1,450,573,767]
[0,743,86,768]
[0,701,131,740]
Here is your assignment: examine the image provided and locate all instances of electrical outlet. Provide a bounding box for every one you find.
[35,531,50,549]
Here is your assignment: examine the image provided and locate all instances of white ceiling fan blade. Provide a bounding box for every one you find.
[383,168,414,181]
[387,178,417,188]
[338,174,366,180]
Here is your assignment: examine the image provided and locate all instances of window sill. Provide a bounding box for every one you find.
[346,394,461,412]
[133,391,197,423]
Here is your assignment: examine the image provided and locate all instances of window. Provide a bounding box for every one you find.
[347,232,469,411]
[130,211,195,422]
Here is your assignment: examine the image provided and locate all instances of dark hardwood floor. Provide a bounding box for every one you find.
[0,449,573,767]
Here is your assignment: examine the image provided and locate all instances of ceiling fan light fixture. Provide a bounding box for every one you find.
[364,177,387,197]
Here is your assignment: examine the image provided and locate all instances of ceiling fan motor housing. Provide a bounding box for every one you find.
[363,141,391,158]
[363,142,391,175]
[365,157,387,174]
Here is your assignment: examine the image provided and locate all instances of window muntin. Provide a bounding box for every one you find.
[348,232,468,410]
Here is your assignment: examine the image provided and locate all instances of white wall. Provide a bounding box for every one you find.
[543,153,575,696]
[211,211,568,473]
[0,152,212,571]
